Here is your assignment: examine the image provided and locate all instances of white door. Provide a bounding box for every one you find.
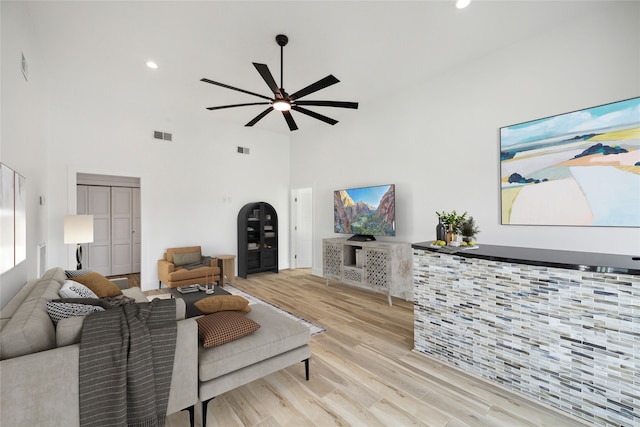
[88,186,111,276]
[132,187,141,273]
[291,188,313,268]
[111,187,133,275]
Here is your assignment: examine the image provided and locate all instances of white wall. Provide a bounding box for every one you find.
[0,2,49,306]
[1,2,291,299]
[45,103,290,292]
[290,2,640,276]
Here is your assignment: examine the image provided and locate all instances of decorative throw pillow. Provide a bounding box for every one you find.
[59,280,99,299]
[46,300,106,325]
[173,251,201,267]
[72,272,123,298]
[65,269,92,278]
[194,295,251,314]
[50,298,111,310]
[196,311,260,348]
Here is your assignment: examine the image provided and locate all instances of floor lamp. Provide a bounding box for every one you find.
[64,215,94,270]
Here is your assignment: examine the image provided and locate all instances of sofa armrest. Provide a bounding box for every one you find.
[167,318,198,415]
[0,345,81,426]
[158,259,175,284]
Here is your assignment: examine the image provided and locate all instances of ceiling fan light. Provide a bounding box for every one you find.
[456,0,471,9]
[272,99,291,111]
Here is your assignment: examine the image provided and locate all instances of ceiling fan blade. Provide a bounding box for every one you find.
[201,78,272,101]
[294,100,359,109]
[289,75,340,101]
[253,63,282,98]
[245,107,274,127]
[282,111,299,131]
[291,106,338,125]
[207,102,271,111]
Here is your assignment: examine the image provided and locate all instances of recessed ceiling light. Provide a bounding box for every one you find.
[456,0,471,9]
[146,61,158,69]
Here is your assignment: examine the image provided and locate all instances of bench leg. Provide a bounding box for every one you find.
[202,396,215,427]
[303,358,310,381]
[180,405,195,427]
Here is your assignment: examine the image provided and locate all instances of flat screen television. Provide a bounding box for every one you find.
[333,184,395,241]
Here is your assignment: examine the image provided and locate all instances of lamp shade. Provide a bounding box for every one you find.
[64,215,94,244]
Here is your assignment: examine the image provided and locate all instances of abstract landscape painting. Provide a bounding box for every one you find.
[500,97,640,226]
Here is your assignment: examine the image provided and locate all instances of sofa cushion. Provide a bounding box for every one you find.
[0,279,61,360]
[46,300,106,325]
[72,272,122,297]
[168,266,219,282]
[166,246,202,264]
[59,280,99,299]
[194,295,251,314]
[173,251,201,267]
[198,304,310,381]
[196,311,260,348]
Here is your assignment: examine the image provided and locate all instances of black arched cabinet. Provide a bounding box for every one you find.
[237,202,278,278]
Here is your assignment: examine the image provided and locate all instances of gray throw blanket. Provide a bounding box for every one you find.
[79,299,177,427]
[182,255,212,270]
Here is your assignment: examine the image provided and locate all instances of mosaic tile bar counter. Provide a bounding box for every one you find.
[413,248,639,426]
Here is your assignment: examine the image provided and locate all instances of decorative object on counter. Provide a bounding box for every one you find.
[436,210,467,245]
[435,217,446,242]
[446,225,456,245]
[459,216,480,245]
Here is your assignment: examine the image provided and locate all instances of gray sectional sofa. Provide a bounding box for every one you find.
[0,267,198,426]
[0,267,311,427]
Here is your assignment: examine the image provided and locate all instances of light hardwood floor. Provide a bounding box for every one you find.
[161,269,587,427]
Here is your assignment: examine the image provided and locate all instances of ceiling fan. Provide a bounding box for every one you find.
[201,34,358,131]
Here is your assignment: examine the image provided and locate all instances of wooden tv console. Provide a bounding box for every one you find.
[322,238,412,306]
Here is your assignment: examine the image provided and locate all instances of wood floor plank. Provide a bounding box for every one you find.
[154,269,588,427]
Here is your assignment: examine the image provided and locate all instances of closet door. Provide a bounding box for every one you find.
[88,186,112,276]
[111,187,133,275]
[132,188,141,273]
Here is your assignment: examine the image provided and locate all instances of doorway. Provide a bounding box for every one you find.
[77,173,141,276]
[291,188,313,269]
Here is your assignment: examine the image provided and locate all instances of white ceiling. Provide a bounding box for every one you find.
[25,1,613,134]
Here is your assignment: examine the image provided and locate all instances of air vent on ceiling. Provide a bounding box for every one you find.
[237,146,250,155]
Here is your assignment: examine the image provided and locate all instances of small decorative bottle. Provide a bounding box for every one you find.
[436,218,446,241]
[446,224,456,244]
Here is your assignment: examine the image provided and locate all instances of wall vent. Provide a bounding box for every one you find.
[237,146,250,154]
[154,131,173,141]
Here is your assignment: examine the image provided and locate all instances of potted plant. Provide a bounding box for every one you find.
[459,216,480,244]
[435,210,467,243]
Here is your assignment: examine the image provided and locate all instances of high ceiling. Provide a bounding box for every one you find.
[24,1,612,134]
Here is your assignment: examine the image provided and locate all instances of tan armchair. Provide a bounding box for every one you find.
[158,246,223,289]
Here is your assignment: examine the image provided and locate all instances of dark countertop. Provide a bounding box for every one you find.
[412,242,640,276]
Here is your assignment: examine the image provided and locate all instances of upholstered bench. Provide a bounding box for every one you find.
[198,304,311,427]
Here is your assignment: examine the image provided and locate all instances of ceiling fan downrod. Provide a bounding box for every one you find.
[276,34,288,94]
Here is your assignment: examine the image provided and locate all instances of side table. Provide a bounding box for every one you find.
[217,254,236,285]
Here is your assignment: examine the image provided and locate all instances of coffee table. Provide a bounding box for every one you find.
[170,286,231,318]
